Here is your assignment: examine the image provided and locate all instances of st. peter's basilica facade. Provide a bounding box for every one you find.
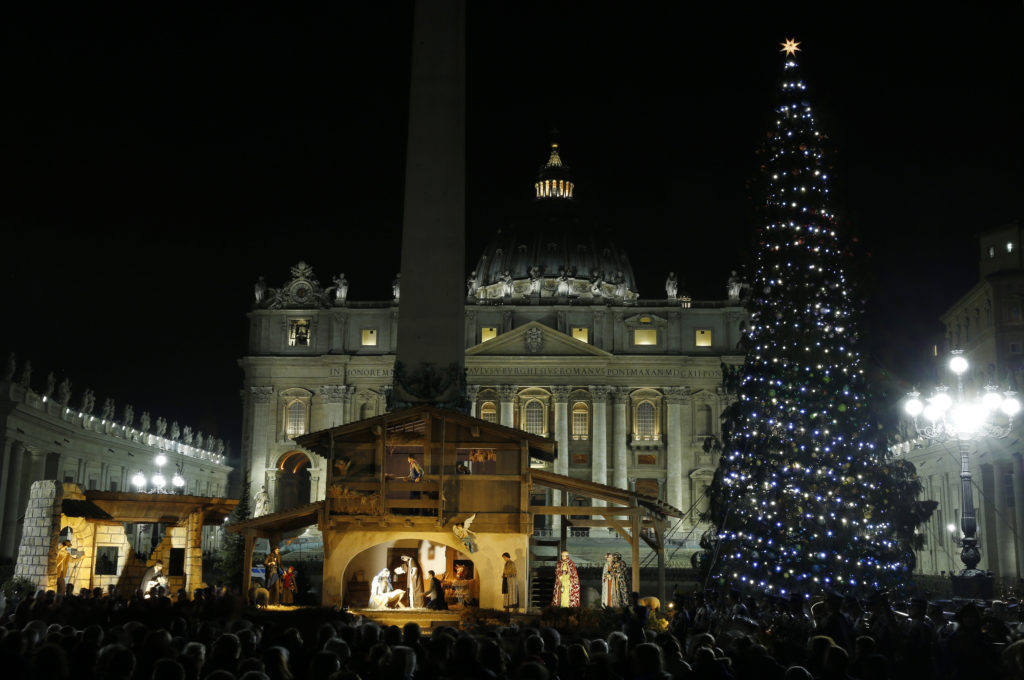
[239,144,746,542]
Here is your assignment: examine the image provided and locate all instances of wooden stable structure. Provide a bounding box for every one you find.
[229,406,683,608]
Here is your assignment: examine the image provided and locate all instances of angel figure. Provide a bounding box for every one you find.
[453,514,478,553]
[333,458,353,477]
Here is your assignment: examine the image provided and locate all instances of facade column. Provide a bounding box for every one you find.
[612,388,630,490]
[266,469,284,515]
[0,439,14,537]
[1,442,27,558]
[1014,454,1024,578]
[980,462,999,577]
[551,386,571,531]
[29,449,47,487]
[248,385,275,488]
[466,385,480,418]
[664,387,687,512]
[498,385,517,427]
[320,385,348,429]
[589,387,611,505]
[994,462,1015,579]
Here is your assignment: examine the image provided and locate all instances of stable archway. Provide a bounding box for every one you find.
[322,528,529,610]
[277,450,312,512]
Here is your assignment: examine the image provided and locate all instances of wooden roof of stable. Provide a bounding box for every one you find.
[529,469,685,519]
[61,498,114,521]
[294,405,558,462]
[225,501,323,536]
[83,491,238,524]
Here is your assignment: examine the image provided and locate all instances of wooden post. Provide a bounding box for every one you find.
[242,532,255,596]
[630,508,641,594]
[436,413,444,524]
[559,486,568,555]
[654,518,666,605]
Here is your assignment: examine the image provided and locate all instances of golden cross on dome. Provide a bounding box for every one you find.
[780,38,801,56]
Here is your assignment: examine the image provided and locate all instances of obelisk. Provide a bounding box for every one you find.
[391,0,467,410]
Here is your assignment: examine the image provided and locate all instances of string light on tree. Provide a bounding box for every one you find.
[696,39,933,596]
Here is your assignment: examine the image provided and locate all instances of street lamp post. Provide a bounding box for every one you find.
[904,350,1019,598]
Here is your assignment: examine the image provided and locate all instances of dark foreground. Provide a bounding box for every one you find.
[2,585,1024,679]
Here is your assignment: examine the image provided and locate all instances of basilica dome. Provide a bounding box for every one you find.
[470,143,638,302]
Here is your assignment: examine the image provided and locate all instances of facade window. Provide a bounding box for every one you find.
[524,400,545,436]
[695,329,712,347]
[696,404,713,436]
[636,401,655,439]
[288,319,311,347]
[361,329,378,346]
[571,327,589,343]
[989,246,996,258]
[480,401,498,423]
[286,401,307,438]
[481,327,498,342]
[572,402,589,440]
[109,481,118,492]
[634,329,658,346]
[1006,473,1016,508]
[1011,342,1023,354]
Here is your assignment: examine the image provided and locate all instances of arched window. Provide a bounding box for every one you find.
[525,400,545,436]
[286,401,307,438]
[636,402,655,439]
[572,402,589,440]
[480,401,498,423]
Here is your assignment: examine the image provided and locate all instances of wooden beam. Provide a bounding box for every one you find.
[382,499,442,509]
[530,505,636,516]
[602,515,633,543]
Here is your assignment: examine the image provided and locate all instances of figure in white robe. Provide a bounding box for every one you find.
[369,568,405,609]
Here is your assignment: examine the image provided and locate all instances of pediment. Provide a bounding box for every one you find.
[466,321,612,357]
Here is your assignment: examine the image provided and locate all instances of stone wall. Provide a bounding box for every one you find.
[14,480,65,590]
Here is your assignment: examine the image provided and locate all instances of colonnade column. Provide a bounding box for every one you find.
[0,442,27,558]
[1014,454,1024,578]
[664,387,687,512]
[589,386,610,506]
[612,388,629,490]
[498,385,517,427]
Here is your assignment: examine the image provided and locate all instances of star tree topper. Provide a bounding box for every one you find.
[780,38,801,56]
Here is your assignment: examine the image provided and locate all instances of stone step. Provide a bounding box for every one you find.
[352,608,462,633]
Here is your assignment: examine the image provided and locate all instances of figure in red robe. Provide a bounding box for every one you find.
[552,550,580,607]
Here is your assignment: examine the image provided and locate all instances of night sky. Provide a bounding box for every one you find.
[3,3,1022,457]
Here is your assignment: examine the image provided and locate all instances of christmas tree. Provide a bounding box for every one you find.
[697,39,933,595]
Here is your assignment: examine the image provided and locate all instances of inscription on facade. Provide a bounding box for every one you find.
[337,366,722,379]
[347,368,395,378]
[465,367,721,379]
